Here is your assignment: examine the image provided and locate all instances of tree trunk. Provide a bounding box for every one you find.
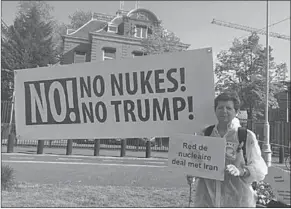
[247,106,253,131]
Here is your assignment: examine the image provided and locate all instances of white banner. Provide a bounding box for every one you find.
[168,134,226,181]
[14,48,217,140]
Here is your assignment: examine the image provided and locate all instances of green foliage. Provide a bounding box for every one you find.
[1,1,58,100]
[253,181,276,206]
[17,1,54,22]
[1,164,15,191]
[52,22,67,62]
[0,69,13,101]
[17,1,66,62]
[68,10,92,29]
[215,33,288,119]
[3,1,58,68]
[141,25,189,55]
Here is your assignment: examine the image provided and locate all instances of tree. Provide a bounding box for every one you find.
[15,6,57,67]
[17,1,66,62]
[68,10,92,29]
[214,33,288,121]
[52,22,67,62]
[1,2,58,100]
[2,1,58,69]
[141,25,190,55]
[17,1,54,22]
[1,20,24,100]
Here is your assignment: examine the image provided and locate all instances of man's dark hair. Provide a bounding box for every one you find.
[214,92,241,112]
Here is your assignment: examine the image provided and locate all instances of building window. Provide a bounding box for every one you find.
[103,47,116,61]
[132,51,146,57]
[74,51,86,63]
[134,25,148,38]
[107,24,118,33]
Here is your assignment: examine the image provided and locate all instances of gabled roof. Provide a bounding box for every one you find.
[67,19,107,40]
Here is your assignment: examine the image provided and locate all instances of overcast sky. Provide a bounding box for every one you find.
[1,1,290,79]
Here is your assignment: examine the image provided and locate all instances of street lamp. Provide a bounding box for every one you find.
[262,0,272,167]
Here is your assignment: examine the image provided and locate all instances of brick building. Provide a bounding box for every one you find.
[61,8,190,65]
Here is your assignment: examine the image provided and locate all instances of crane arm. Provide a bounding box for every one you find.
[211,19,290,41]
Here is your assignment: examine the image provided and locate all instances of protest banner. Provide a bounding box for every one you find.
[168,134,226,181]
[264,166,290,205]
[14,48,217,140]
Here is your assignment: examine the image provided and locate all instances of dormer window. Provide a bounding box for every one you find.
[102,47,116,61]
[134,25,148,38]
[108,24,118,33]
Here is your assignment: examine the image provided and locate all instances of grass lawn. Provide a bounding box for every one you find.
[2,182,190,208]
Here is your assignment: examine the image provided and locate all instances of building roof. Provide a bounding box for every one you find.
[92,12,115,22]
[127,8,160,22]
[66,8,161,40]
[64,8,190,48]
[67,19,107,39]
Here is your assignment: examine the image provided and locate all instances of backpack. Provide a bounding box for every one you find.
[204,125,258,190]
[204,125,248,164]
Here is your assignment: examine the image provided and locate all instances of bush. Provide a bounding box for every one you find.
[1,164,15,190]
[253,181,275,205]
[253,181,289,208]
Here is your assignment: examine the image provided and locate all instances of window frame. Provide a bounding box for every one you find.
[107,23,118,33]
[134,25,148,39]
[74,51,87,63]
[132,51,146,58]
[102,47,116,61]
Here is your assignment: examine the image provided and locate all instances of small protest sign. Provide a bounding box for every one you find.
[168,134,226,181]
[264,166,290,205]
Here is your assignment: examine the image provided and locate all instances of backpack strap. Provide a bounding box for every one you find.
[204,125,215,136]
[203,125,248,164]
[238,127,248,164]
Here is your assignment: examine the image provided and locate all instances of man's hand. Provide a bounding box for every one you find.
[226,164,242,176]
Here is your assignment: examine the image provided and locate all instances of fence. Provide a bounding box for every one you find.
[1,101,290,160]
[1,100,169,153]
[1,136,169,152]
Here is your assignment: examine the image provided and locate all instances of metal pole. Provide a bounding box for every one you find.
[66,139,73,155]
[7,91,15,153]
[94,139,100,156]
[37,140,44,154]
[145,140,151,158]
[287,91,289,123]
[262,0,272,167]
[120,139,126,157]
[286,77,289,123]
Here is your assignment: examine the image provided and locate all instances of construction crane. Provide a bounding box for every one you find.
[211,19,290,41]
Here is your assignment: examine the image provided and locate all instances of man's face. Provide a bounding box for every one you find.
[215,100,237,124]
